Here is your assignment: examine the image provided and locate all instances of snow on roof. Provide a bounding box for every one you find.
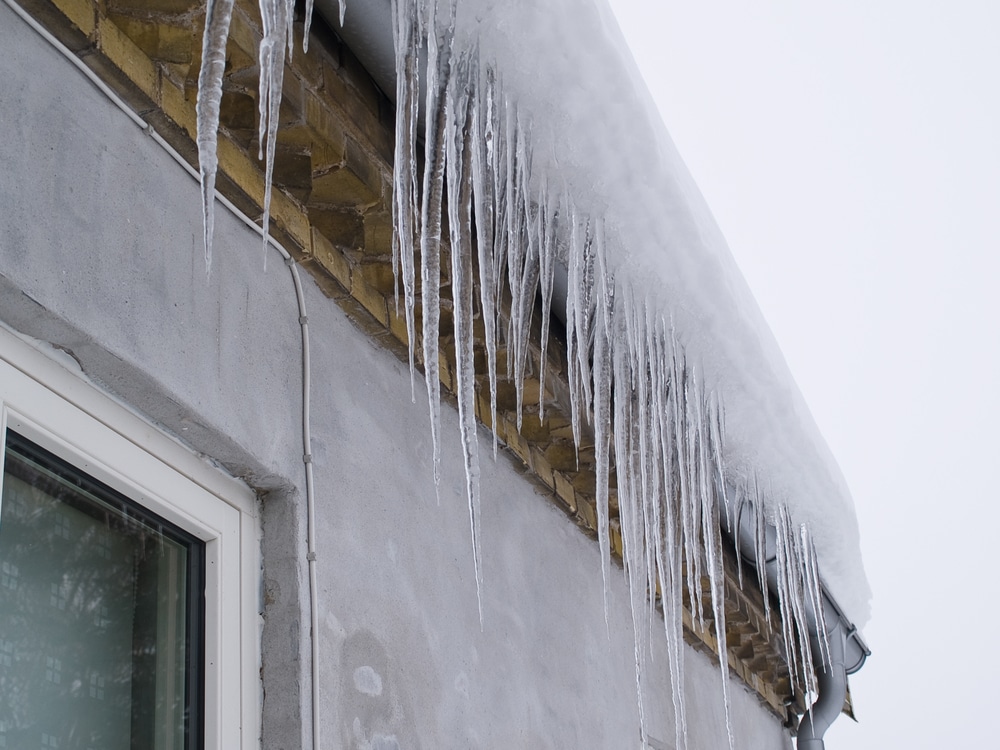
[326,0,870,632]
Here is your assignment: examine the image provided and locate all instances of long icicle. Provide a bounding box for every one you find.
[446,47,485,623]
[615,286,650,749]
[703,392,734,749]
[195,0,236,272]
[592,219,614,630]
[390,0,421,397]
[257,0,290,266]
[470,60,499,454]
[418,0,455,490]
[654,316,688,750]
[537,186,558,421]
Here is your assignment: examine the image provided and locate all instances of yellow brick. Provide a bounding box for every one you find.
[363,210,393,255]
[268,190,311,253]
[311,227,351,291]
[159,78,196,137]
[108,0,200,13]
[387,303,412,349]
[351,275,388,328]
[528,447,555,490]
[53,0,96,36]
[502,416,530,464]
[311,166,378,208]
[99,18,158,100]
[548,422,575,441]
[576,494,597,531]
[475,393,494,431]
[437,351,453,392]
[107,16,194,64]
[552,471,577,513]
[216,137,266,206]
[570,470,597,497]
[227,7,261,60]
[306,95,347,167]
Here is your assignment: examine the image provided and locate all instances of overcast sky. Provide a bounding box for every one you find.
[606,0,1000,747]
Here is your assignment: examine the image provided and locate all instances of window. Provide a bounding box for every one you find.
[0,329,259,750]
[1,431,203,749]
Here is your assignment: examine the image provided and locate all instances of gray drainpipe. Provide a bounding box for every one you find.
[723,500,870,749]
[795,593,868,749]
[797,614,847,749]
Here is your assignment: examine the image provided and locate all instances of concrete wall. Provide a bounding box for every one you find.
[0,6,792,749]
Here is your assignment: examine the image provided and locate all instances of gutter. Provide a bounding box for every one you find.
[724,501,869,749]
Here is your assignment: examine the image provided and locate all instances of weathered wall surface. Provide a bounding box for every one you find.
[0,6,791,749]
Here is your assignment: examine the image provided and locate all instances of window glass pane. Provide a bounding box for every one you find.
[0,432,203,750]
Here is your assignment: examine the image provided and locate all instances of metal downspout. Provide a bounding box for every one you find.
[796,616,848,750]
[796,607,847,750]
[723,500,868,749]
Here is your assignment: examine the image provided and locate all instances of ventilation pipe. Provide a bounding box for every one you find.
[722,501,869,749]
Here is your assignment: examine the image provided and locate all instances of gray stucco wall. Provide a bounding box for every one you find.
[0,6,792,749]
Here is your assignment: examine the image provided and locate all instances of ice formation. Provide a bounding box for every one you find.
[195,0,870,746]
[195,0,234,270]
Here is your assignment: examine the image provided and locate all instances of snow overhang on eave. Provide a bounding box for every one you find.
[318,0,871,630]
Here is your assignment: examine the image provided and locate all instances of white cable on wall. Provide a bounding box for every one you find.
[2,2,324,748]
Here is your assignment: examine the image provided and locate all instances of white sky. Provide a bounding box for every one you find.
[606,0,1000,747]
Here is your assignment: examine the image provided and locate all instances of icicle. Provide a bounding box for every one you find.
[256,0,291,266]
[613,292,648,747]
[506,115,538,430]
[390,0,421,398]
[630,297,658,646]
[195,0,236,272]
[537,187,558,421]
[732,483,746,588]
[196,0,304,270]
[803,528,831,669]
[577,220,596,422]
[417,0,455,489]
[773,505,797,692]
[672,347,704,636]
[703,392,734,750]
[283,0,295,61]
[445,48,484,623]
[752,477,773,632]
[501,107,520,384]
[303,0,315,52]
[690,370,710,634]
[710,392,730,533]
[775,503,820,698]
[564,207,585,457]
[591,218,613,629]
[490,84,510,330]
[652,316,688,750]
[615,287,657,655]
[469,62,499,454]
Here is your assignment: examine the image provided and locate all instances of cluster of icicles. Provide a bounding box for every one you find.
[195,0,831,746]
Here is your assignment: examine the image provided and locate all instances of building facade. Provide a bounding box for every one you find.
[0,0,865,748]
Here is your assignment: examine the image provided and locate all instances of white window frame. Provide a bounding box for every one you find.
[0,325,261,750]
